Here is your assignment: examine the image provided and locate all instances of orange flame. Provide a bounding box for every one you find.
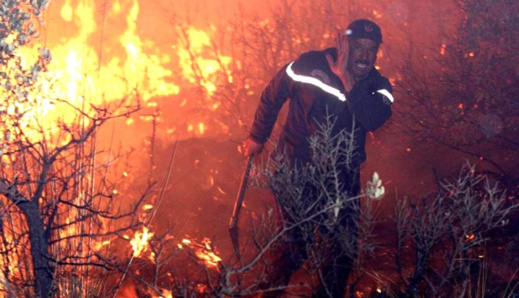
[2,0,233,293]
[440,44,446,55]
[130,226,154,258]
[177,27,232,96]
[180,237,221,268]
[12,0,185,143]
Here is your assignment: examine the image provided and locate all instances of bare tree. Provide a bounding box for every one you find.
[395,0,519,193]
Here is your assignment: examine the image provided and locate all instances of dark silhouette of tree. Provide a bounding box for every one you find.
[395,0,519,194]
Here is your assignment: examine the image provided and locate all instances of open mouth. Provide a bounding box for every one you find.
[355,63,368,70]
[354,60,370,71]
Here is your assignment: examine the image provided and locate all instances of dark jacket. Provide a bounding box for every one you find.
[250,47,393,169]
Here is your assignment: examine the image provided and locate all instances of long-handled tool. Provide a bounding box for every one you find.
[228,154,254,261]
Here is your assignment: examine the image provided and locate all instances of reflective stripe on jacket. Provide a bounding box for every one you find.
[250,47,393,167]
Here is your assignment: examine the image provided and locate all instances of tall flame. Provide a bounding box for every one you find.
[12,0,238,143]
[15,0,182,140]
[2,0,232,294]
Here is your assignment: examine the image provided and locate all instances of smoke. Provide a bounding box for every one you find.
[38,0,519,266]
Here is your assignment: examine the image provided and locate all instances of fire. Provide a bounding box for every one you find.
[130,226,154,258]
[176,26,232,96]
[372,10,383,19]
[150,288,173,298]
[440,44,446,55]
[11,0,184,143]
[2,0,229,294]
[2,0,240,148]
[188,122,207,135]
[180,237,222,268]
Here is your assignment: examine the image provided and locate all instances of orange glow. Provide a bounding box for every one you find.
[372,10,383,19]
[198,122,206,135]
[197,284,208,294]
[93,240,112,251]
[187,122,207,135]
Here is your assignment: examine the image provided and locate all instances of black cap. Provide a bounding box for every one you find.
[345,19,383,43]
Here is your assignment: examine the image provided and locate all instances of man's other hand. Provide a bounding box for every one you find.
[242,138,264,156]
[326,32,354,92]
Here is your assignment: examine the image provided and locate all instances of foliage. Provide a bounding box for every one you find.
[393,162,516,296]
[211,114,382,297]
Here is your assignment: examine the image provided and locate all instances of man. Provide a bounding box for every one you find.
[243,19,393,297]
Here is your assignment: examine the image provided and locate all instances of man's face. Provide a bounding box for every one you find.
[347,38,380,81]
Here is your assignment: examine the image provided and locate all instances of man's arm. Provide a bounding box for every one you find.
[347,73,393,131]
[245,64,292,155]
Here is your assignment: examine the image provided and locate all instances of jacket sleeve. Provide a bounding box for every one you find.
[249,64,292,144]
[347,72,393,131]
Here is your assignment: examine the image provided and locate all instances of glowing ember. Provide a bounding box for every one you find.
[197,284,208,294]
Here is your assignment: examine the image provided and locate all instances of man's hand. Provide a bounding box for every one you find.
[326,33,354,92]
[242,138,264,156]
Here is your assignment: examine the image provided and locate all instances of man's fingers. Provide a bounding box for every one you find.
[338,34,348,53]
[242,139,264,156]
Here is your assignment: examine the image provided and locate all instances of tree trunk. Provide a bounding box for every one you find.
[18,200,54,297]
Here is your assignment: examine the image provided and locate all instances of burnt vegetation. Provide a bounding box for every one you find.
[0,0,518,297]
